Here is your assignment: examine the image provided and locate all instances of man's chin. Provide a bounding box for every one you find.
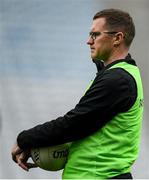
[91,54,96,60]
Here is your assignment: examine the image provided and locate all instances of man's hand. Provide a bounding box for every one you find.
[17,149,38,171]
[11,142,23,163]
[11,143,37,171]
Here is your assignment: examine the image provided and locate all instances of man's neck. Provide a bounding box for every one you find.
[104,48,129,66]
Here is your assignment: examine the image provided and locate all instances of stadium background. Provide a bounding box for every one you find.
[0,0,148,178]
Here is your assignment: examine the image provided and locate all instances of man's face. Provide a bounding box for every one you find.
[87,18,115,61]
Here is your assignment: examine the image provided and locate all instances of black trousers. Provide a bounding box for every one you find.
[110,172,133,179]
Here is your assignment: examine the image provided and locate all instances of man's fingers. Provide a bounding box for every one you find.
[26,162,38,169]
[17,150,37,171]
[11,145,36,172]
[18,161,38,171]
[11,143,23,163]
[12,153,20,163]
[18,161,29,171]
[11,153,17,163]
[17,153,29,171]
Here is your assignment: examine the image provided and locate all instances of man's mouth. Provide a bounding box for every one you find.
[91,48,95,52]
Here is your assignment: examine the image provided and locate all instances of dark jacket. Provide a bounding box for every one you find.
[17,54,137,149]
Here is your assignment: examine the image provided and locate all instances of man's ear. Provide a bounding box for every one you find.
[113,32,125,47]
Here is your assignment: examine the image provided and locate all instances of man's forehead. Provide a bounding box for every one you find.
[90,17,107,31]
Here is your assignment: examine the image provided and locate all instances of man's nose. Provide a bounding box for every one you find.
[87,37,94,45]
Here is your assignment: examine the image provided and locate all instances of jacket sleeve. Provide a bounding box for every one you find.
[17,68,137,149]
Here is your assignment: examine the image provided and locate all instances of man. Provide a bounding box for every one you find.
[11,9,144,179]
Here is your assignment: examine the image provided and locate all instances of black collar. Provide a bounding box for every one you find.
[93,54,137,72]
